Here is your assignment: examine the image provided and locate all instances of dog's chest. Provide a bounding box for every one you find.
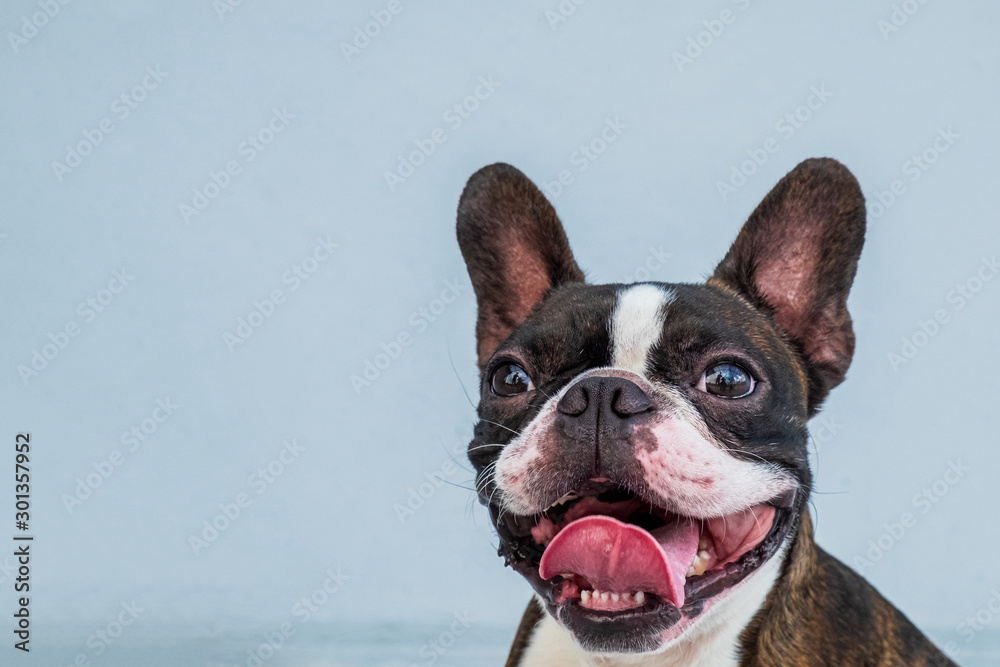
[519,616,741,667]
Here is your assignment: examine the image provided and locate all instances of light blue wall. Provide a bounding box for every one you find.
[2,1,998,664]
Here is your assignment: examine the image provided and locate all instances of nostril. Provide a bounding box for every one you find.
[611,384,653,417]
[557,385,588,417]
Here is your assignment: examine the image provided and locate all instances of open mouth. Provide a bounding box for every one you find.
[492,480,797,651]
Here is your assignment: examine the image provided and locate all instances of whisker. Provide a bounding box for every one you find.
[479,419,523,437]
[716,447,771,465]
[534,384,553,401]
[440,479,476,492]
[467,443,504,453]
[475,462,498,494]
[446,338,478,411]
[439,438,473,474]
[748,506,763,533]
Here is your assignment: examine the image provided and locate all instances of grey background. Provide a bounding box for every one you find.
[1,0,998,665]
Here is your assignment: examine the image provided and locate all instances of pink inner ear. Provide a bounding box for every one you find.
[755,225,853,377]
[709,158,864,392]
[799,301,853,370]
[477,232,555,363]
[502,238,553,326]
[759,270,814,339]
[756,232,819,338]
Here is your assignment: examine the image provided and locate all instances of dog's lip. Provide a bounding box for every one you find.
[770,487,797,509]
[546,478,617,505]
[493,485,799,636]
[550,505,793,635]
[539,479,796,515]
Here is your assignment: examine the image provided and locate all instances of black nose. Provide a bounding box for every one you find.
[554,376,654,480]
[557,375,653,421]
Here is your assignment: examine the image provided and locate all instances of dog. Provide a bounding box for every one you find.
[456,160,955,666]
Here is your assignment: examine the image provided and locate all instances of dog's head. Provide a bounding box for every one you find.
[457,160,865,654]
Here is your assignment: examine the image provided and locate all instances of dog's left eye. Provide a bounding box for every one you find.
[490,363,534,397]
[698,363,755,398]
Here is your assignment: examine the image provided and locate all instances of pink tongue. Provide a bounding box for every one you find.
[538,515,699,608]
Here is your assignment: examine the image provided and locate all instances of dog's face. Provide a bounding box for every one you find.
[457,160,865,654]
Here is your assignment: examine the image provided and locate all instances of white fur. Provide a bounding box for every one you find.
[610,285,675,375]
[519,538,789,667]
[493,367,795,518]
[491,285,794,663]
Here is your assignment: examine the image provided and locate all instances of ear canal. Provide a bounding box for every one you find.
[457,163,584,369]
[710,158,866,409]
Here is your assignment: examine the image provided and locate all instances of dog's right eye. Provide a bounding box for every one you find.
[698,362,755,398]
[490,363,534,397]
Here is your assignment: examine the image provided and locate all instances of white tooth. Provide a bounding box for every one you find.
[592,589,601,599]
[689,551,710,577]
[611,593,620,602]
[622,592,632,601]
[581,590,590,603]
[635,591,645,605]
[601,592,610,601]
[551,492,579,508]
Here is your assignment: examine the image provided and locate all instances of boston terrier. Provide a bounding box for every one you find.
[456,160,955,666]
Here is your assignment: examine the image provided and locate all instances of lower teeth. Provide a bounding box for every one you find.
[580,590,645,605]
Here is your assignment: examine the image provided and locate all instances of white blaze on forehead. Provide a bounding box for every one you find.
[610,284,675,376]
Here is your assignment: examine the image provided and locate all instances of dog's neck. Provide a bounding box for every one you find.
[518,518,814,667]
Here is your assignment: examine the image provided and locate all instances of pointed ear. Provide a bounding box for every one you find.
[457,163,584,368]
[710,158,866,408]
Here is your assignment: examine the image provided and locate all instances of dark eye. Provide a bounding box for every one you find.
[490,363,534,397]
[698,363,755,398]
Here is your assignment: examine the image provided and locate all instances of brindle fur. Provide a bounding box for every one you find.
[458,161,955,666]
[506,513,955,665]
